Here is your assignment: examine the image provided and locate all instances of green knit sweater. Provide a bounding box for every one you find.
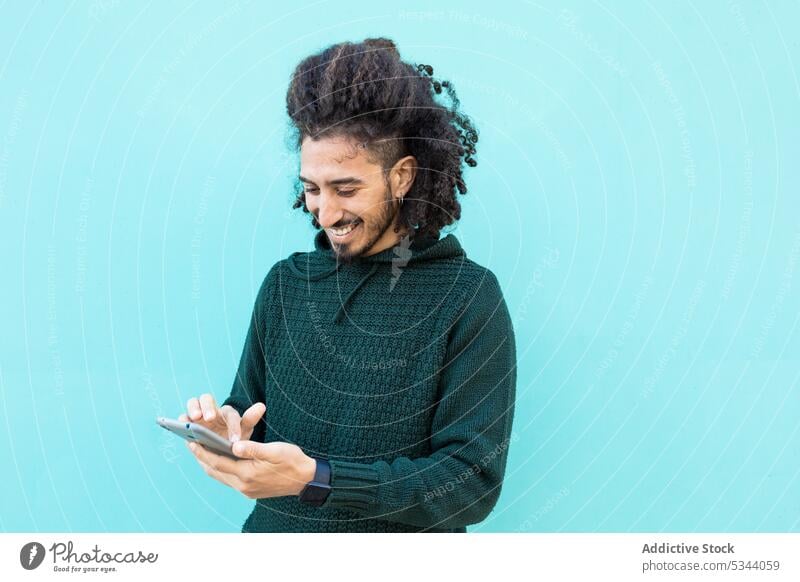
[222,230,517,532]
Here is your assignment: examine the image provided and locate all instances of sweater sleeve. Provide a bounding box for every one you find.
[220,269,273,445]
[324,270,517,529]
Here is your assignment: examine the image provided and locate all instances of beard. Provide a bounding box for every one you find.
[328,185,398,265]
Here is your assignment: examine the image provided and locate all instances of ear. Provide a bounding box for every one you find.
[389,155,417,200]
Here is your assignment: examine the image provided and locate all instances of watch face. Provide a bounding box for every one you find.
[300,482,331,506]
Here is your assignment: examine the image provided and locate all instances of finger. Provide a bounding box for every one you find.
[199,393,218,422]
[205,465,245,491]
[231,439,276,461]
[240,402,267,433]
[178,413,189,423]
[220,405,243,442]
[190,447,246,490]
[186,397,202,421]
[242,441,288,462]
[231,440,256,459]
[188,441,243,476]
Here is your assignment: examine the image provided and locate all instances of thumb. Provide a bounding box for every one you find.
[231,440,268,460]
[240,402,267,431]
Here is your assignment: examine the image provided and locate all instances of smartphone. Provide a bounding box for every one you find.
[156,416,238,459]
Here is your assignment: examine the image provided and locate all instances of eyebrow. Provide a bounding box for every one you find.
[299,175,367,186]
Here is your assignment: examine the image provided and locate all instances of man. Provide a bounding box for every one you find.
[179,37,517,533]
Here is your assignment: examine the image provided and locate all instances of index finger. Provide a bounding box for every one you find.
[220,405,243,441]
[186,397,202,421]
[199,393,218,421]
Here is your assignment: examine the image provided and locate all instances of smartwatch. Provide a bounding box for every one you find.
[298,457,331,506]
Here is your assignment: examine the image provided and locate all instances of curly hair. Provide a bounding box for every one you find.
[286,37,478,240]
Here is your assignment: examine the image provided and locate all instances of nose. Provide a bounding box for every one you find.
[315,191,344,229]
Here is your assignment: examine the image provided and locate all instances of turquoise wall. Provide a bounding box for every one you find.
[0,1,798,532]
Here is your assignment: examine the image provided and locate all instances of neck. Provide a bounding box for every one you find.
[363,226,411,256]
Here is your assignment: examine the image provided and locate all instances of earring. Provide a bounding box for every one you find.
[398,196,404,207]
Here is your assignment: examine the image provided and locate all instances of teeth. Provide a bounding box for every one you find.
[330,221,359,236]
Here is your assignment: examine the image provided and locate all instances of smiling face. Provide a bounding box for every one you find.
[299,135,416,263]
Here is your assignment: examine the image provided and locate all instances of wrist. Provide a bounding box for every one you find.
[296,455,318,496]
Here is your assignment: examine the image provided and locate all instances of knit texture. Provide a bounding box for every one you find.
[222,230,517,532]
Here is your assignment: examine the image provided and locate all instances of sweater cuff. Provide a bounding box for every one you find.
[326,460,380,512]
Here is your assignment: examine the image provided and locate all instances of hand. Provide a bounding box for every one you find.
[179,393,266,443]
[186,439,317,499]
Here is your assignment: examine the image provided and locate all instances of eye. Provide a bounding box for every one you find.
[336,189,356,196]
[303,187,319,195]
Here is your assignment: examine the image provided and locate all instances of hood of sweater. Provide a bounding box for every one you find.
[286,229,466,323]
